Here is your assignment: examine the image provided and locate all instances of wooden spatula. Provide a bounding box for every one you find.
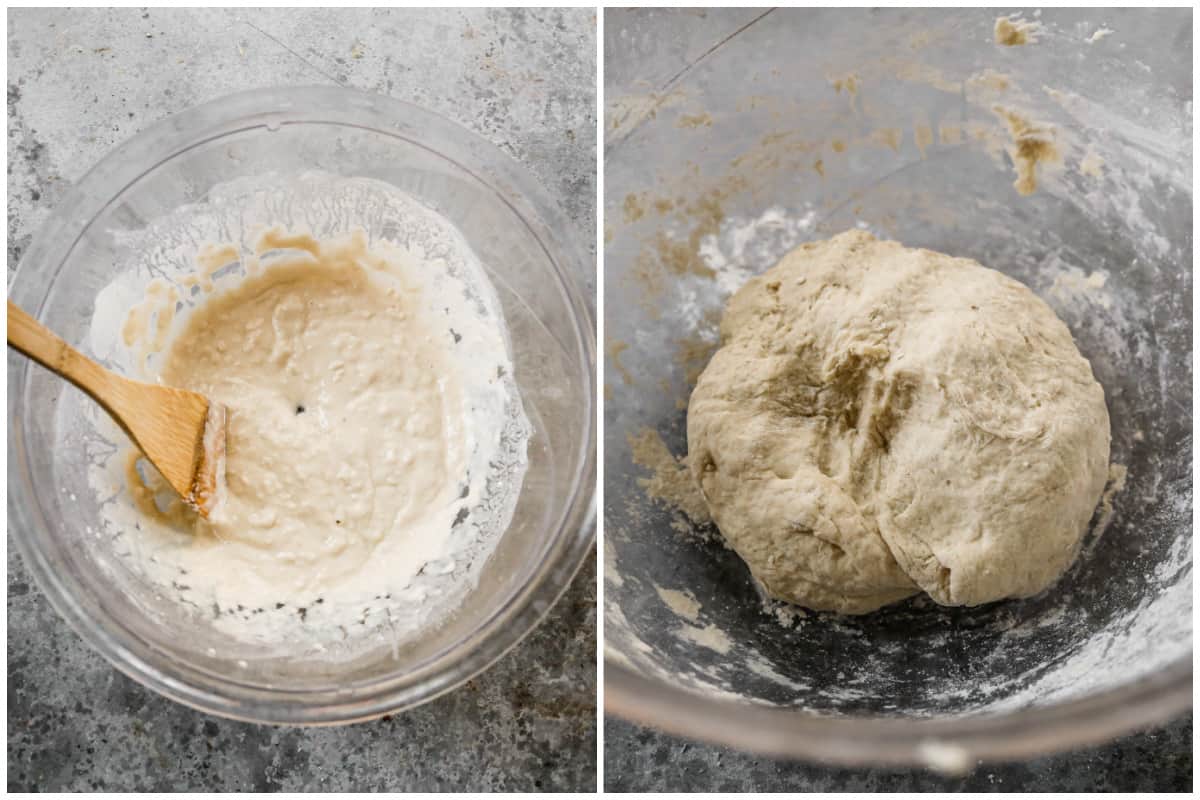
[7,300,226,516]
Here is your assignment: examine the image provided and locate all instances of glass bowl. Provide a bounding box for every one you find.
[604,8,1190,767]
[8,86,595,724]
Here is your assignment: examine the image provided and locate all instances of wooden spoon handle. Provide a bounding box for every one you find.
[8,300,118,408]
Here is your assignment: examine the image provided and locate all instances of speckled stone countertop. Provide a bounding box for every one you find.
[7,7,596,792]
[605,715,1192,792]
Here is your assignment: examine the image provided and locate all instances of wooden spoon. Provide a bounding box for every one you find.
[8,300,226,516]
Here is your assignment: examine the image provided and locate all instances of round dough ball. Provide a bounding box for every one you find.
[687,230,1110,614]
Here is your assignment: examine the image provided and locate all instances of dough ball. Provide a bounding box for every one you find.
[687,230,1110,613]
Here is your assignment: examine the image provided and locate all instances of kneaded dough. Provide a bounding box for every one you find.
[687,230,1111,613]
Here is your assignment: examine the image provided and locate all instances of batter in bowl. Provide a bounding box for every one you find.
[113,226,528,643]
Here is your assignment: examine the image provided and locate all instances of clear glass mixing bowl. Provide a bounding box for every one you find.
[604,8,1190,767]
[8,86,595,723]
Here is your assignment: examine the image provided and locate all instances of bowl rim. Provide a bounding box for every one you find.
[605,655,1192,768]
[8,85,597,724]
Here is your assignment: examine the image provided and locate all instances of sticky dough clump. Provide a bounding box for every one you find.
[687,230,1111,613]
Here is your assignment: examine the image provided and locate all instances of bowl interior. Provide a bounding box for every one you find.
[11,93,593,710]
[604,8,1191,721]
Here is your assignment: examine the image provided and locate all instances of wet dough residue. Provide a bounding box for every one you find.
[1092,463,1129,540]
[830,73,860,95]
[994,15,1039,46]
[608,338,634,385]
[628,427,711,526]
[869,128,903,152]
[967,68,1012,94]
[675,333,719,388]
[914,122,934,158]
[120,280,179,369]
[939,123,964,145]
[183,243,243,293]
[608,88,687,135]
[677,112,713,129]
[623,193,646,223]
[993,106,1061,195]
[627,185,743,316]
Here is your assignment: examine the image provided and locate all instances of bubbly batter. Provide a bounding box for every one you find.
[114,226,527,639]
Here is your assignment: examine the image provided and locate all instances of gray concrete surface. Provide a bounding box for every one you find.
[605,715,1193,792]
[8,7,595,792]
